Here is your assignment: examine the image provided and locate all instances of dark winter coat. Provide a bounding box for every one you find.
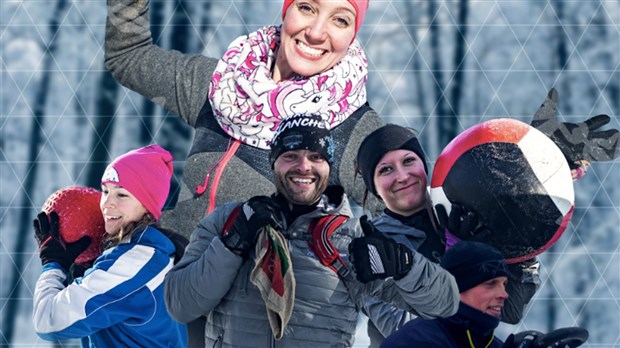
[380,302,504,348]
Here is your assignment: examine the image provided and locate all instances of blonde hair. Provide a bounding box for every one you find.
[103,213,155,248]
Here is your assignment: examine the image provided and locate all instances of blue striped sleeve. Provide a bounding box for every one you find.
[33,243,173,340]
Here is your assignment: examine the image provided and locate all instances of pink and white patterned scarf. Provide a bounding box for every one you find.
[208,25,368,150]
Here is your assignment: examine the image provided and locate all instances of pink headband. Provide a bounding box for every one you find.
[282,0,369,38]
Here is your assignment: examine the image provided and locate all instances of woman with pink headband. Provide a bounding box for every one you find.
[105,0,381,345]
[105,0,380,250]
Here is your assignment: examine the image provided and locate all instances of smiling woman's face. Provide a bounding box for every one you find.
[100,184,147,234]
[373,149,428,216]
[274,0,356,81]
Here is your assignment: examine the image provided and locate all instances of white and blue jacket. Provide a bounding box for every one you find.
[33,226,187,348]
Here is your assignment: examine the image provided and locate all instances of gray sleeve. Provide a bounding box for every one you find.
[104,0,218,126]
[501,259,540,324]
[363,297,416,339]
[368,251,459,320]
[164,203,243,323]
[338,108,385,216]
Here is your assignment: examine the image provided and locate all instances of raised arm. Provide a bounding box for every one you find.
[104,0,218,126]
[336,105,385,216]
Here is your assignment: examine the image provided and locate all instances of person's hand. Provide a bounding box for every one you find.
[33,212,91,271]
[502,330,541,348]
[69,261,93,280]
[435,203,491,243]
[531,89,620,172]
[349,216,413,283]
[508,257,541,285]
[503,327,588,348]
[221,196,283,257]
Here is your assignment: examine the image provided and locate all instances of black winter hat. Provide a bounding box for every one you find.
[356,124,428,197]
[269,114,334,167]
[440,240,509,293]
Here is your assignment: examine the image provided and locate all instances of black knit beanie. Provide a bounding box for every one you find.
[269,114,334,167]
[356,124,428,197]
[440,240,509,293]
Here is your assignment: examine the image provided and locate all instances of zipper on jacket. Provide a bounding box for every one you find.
[269,327,275,348]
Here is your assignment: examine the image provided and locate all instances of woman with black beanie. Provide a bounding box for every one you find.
[355,124,540,347]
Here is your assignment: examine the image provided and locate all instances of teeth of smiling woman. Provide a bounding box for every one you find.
[297,41,324,57]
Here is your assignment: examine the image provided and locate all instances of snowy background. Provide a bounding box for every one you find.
[1,0,619,347]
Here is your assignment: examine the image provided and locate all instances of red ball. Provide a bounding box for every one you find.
[431,119,574,263]
[42,186,106,263]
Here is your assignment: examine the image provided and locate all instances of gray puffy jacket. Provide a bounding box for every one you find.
[164,188,458,347]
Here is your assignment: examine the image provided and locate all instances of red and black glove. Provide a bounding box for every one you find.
[33,211,91,271]
[221,196,283,257]
[349,216,413,283]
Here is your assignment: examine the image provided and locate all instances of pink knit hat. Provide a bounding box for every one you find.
[101,145,173,220]
[282,0,369,37]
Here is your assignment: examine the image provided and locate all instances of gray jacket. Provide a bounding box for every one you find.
[104,0,384,240]
[164,189,458,347]
[363,212,437,347]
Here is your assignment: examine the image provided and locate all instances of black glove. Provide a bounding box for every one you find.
[221,196,283,257]
[349,216,413,283]
[502,330,541,348]
[435,203,491,242]
[531,89,620,169]
[33,211,91,271]
[69,261,93,280]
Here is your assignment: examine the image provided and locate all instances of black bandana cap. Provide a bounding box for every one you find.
[269,114,335,167]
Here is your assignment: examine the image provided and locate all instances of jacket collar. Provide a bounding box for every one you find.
[274,185,353,224]
[442,302,500,346]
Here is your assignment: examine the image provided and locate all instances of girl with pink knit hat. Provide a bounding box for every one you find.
[32,145,188,347]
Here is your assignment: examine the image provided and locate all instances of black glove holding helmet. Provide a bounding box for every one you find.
[221,196,283,257]
[68,261,93,281]
[33,211,91,271]
[435,203,491,242]
[531,89,620,170]
[349,215,413,283]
